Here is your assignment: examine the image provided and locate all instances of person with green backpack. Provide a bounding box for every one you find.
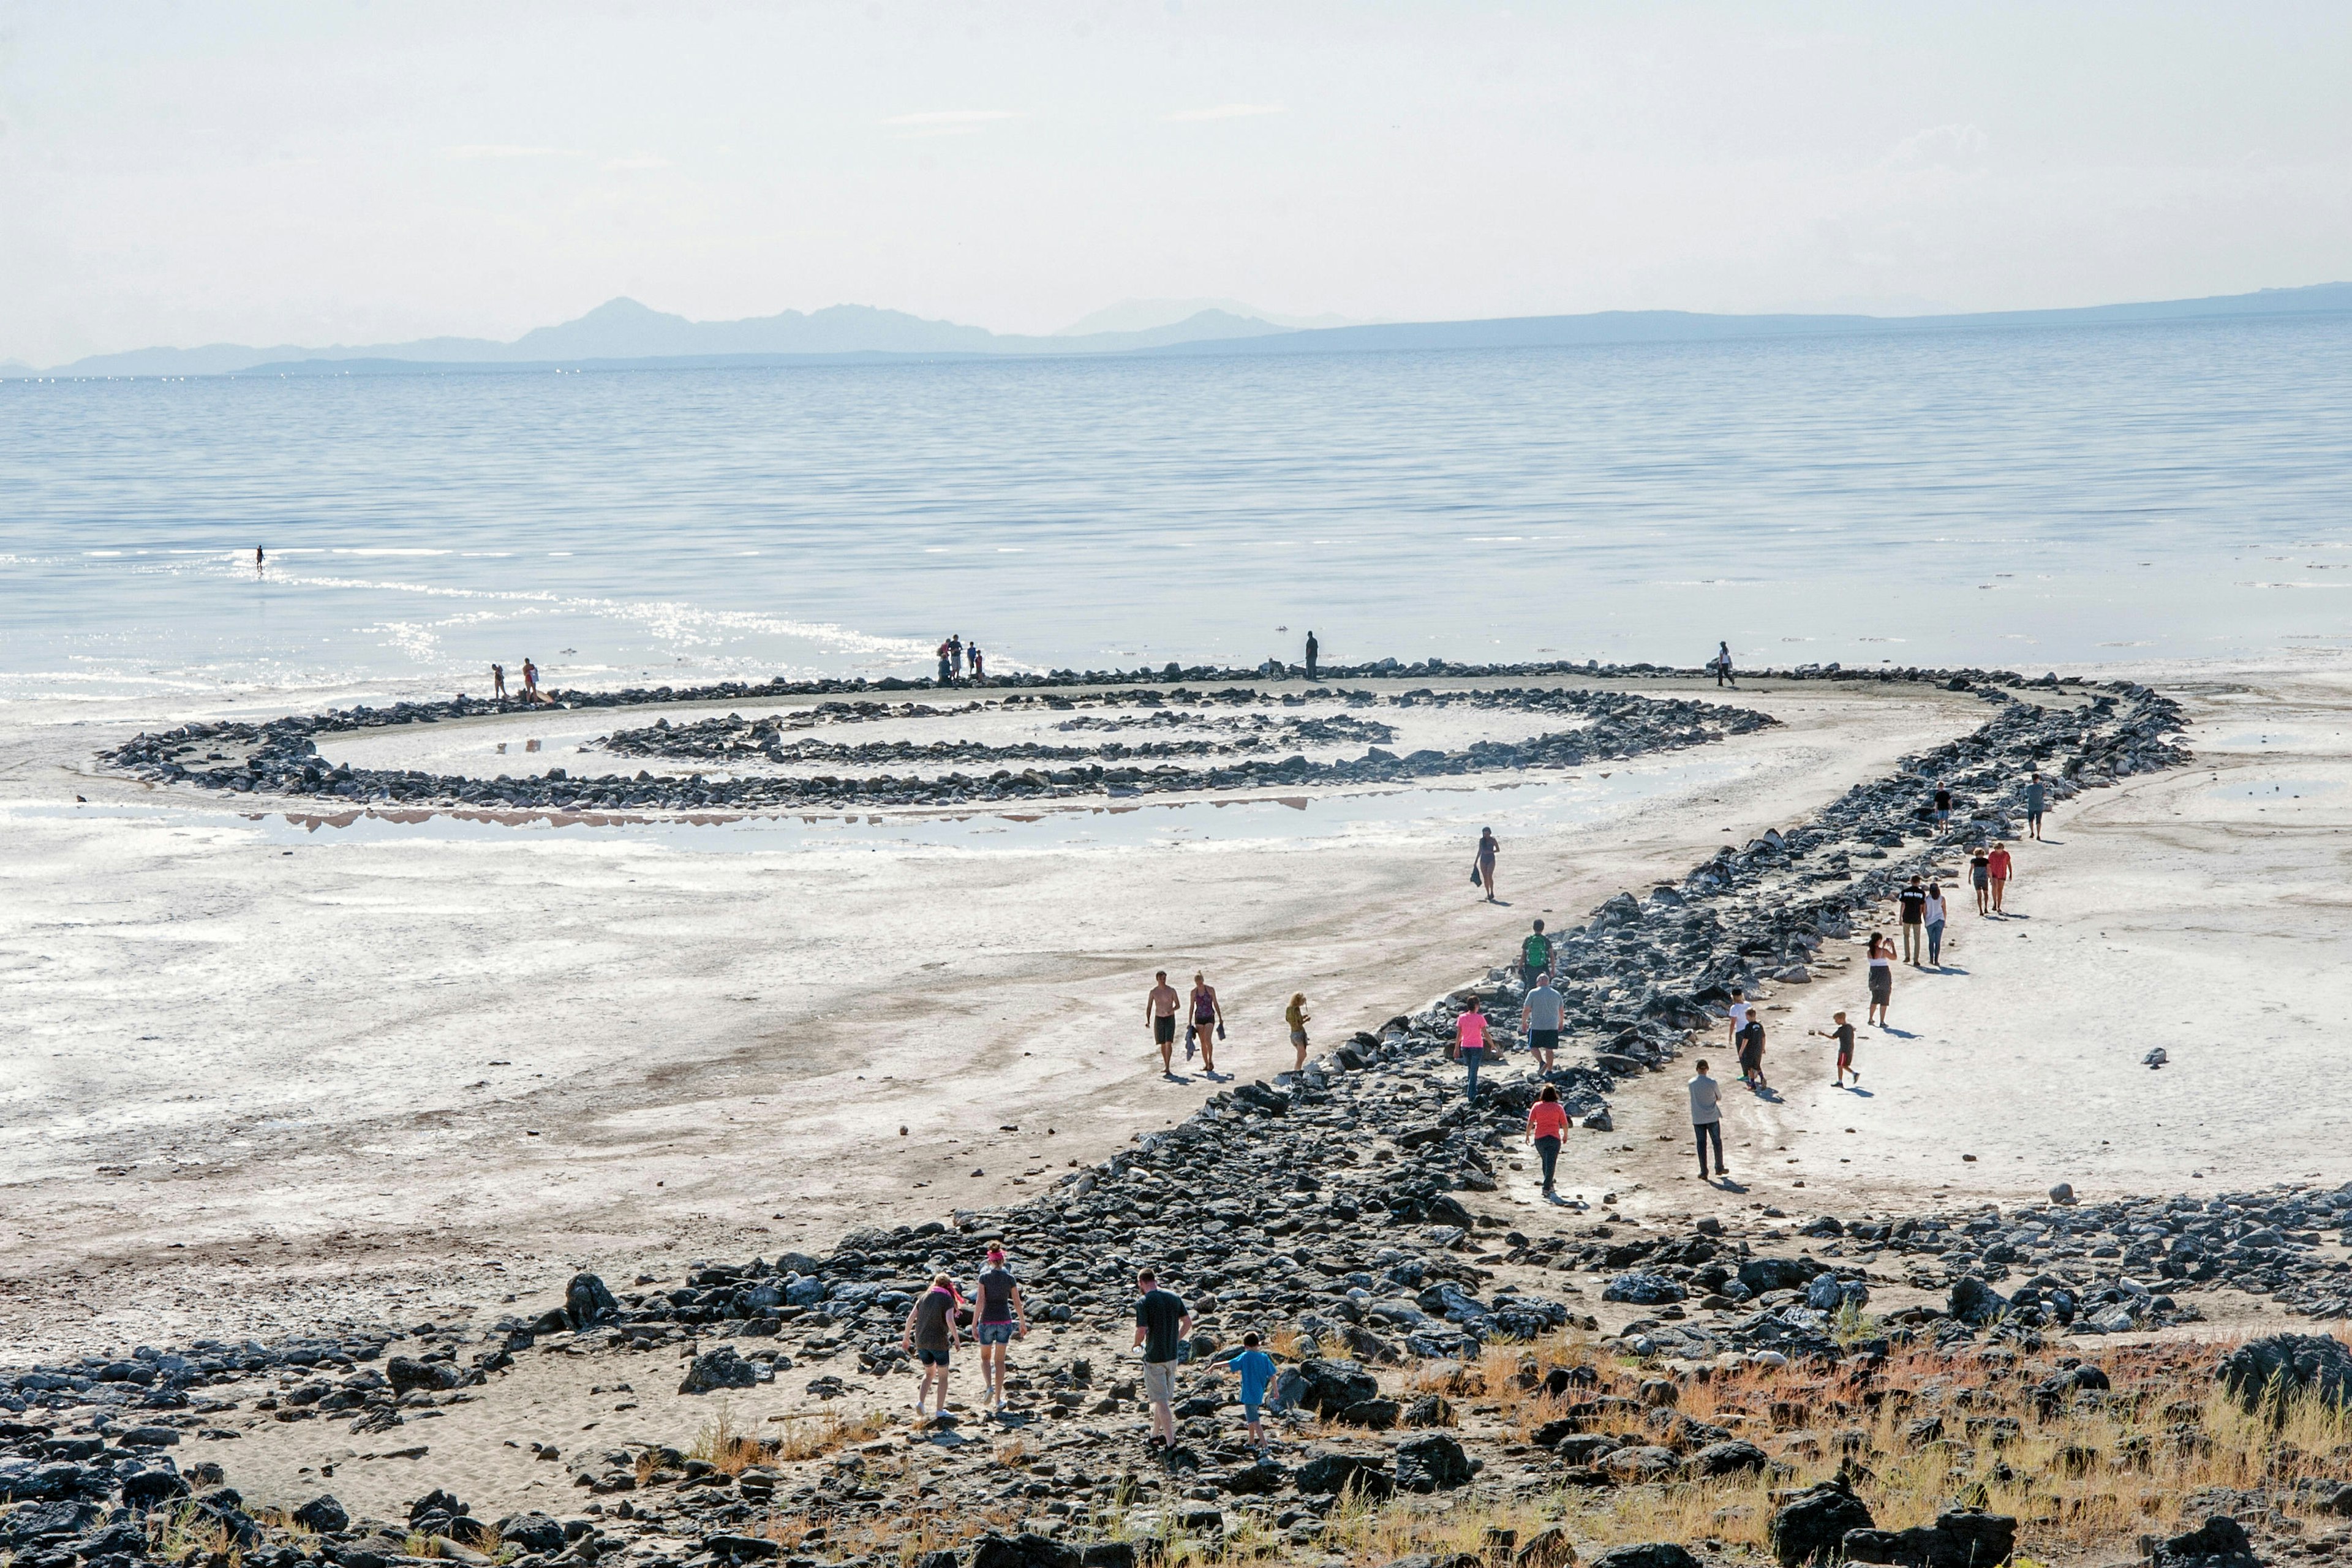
[1519,919,1553,987]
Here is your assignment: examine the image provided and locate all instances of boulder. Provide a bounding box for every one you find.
[0,1501,96,1547]
[1554,1435,1624,1467]
[496,1513,568,1555]
[972,1534,1081,1568]
[1295,1452,1394,1499]
[2217,1334,2352,1417]
[1080,1547,1136,1568]
[1602,1274,1686,1306]
[1217,1461,1287,1496]
[120,1468,192,1510]
[1335,1398,1401,1430]
[1686,1440,1769,1476]
[2152,1517,2259,1568]
[1841,1510,2017,1568]
[565,1273,622,1332]
[2030,1365,2111,1413]
[1516,1528,1577,1568]
[1395,1432,1475,1493]
[1403,1393,1457,1428]
[292,1496,350,1534]
[678,1347,760,1395]
[1289,1359,1380,1415]
[1770,1477,1876,1567]
[1589,1547,1701,1568]
[386,1355,463,1393]
[1596,1446,1678,1482]
[1948,1277,2008,1326]
[1739,1257,1822,1295]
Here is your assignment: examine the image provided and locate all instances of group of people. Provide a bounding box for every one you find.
[935,635,986,685]
[1144,971,1315,1080]
[489,659,545,703]
[901,1254,1281,1455]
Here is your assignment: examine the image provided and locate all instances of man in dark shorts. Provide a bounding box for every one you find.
[1520,973,1562,1074]
[1898,876,1928,964]
[971,1247,1027,1415]
[2025,771,2047,840]
[1810,1010,1858,1087]
[1736,1016,1767,1089]
[1147,971,1180,1076]
[1932,785,1953,827]
[901,1273,961,1423]
[1132,1270,1193,1450]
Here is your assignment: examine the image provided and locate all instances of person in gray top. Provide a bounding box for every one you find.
[2025,771,2048,840]
[1688,1060,1727,1180]
[1521,978,1564,1072]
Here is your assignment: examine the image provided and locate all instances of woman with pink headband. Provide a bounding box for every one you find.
[971,1246,1030,1415]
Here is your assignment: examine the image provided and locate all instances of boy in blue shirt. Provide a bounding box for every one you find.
[1219,1332,1280,1454]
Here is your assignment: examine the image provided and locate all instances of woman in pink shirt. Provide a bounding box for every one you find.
[1987,842,2015,914]
[1525,1084,1569,1196]
[1454,998,1490,1103]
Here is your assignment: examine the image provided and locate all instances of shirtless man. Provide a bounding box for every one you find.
[1147,971,1181,1076]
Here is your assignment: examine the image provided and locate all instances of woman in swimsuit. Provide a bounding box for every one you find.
[1475,828,1499,903]
[1189,973,1223,1075]
[1866,932,1894,1027]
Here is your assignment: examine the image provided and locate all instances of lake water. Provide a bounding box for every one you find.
[6,312,2351,710]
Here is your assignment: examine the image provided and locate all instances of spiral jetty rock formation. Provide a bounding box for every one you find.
[39,673,2337,1568]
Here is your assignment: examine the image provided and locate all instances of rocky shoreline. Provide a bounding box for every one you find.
[28,671,2348,1568]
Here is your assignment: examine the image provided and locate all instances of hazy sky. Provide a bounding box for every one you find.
[5,1,2350,364]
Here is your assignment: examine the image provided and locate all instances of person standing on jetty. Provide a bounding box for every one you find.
[491,663,506,699]
[1284,992,1311,1074]
[1520,919,1553,986]
[1147,971,1181,1076]
[937,639,953,685]
[949,635,965,680]
[1521,973,1562,1074]
[1899,876,1928,964]
[521,657,540,701]
[1453,997,1489,1101]
[1689,1060,1727,1180]
[2026,771,2048,840]
[1988,840,2015,913]
[1188,972,1223,1074]
[1811,1011,1859,1087]
[1924,883,1949,967]
[1305,631,1319,681]
[1713,641,1736,687]
[1133,1270,1192,1451]
[971,1246,1028,1415]
[1866,932,1894,1025]
[1525,1084,1569,1196]
[968,644,986,683]
[1473,827,1499,902]
[902,1273,962,1423]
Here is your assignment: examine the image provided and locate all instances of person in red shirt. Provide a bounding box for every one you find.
[1988,842,2015,914]
[1525,1084,1570,1197]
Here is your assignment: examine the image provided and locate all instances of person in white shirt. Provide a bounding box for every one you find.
[1521,978,1564,1072]
[1725,989,1751,1052]
[1923,884,1949,968]
[1689,1061,1727,1180]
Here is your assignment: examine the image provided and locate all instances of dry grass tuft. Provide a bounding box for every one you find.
[768,1406,889,1462]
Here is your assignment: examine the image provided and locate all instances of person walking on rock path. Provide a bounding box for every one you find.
[970,1246,1028,1415]
[1932,784,1953,829]
[1132,1270,1192,1451]
[1923,883,1948,967]
[1220,1331,1279,1456]
[1305,631,1319,682]
[2026,771,2048,840]
[1187,972,1224,1075]
[1520,919,1553,987]
[1811,1011,1858,1088]
[1473,828,1499,902]
[1899,876,1928,965]
[1689,1061,1727,1180]
[1284,992,1311,1075]
[1526,1084,1569,1196]
[1866,932,1894,1027]
[1726,988,1751,1053]
[1521,973,1562,1074]
[1988,840,2015,914]
[1970,846,1992,916]
[1147,971,1181,1076]
[902,1273,962,1423]
[1453,997,1490,1102]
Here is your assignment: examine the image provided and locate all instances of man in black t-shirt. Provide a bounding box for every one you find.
[1131,1269,1193,1448]
[1898,877,1928,965]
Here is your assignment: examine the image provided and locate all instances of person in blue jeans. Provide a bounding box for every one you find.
[1219,1332,1279,1455]
[1454,998,1490,1102]
[1923,883,1948,967]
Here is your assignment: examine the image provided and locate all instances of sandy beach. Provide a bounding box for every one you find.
[3,663,2345,1364]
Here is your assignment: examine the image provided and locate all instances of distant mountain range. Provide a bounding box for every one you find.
[15,282,2352,379]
